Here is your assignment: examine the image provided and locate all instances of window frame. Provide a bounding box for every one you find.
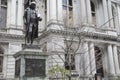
[94,46,104,77]
[0,0,7,28]
[0,47,4,73]
[64,39,76,70]
[90,1,96,25]
[64,53,75,70]
[62,0,73,27]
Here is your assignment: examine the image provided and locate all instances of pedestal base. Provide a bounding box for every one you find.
[14,45,48,80]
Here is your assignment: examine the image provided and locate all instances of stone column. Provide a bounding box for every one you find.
[80,0,87,24]
[102,0,109,28]
[49,0,56,21]
[86,0,92,24]
[47,0,63,30]
[113,45,120,75]
[117,5,120,35]
[57,0,63,22]
[75,53,80,72]
[89,42,96,75]
[107,44,115,75]
[47,0,50,22]
[9,0,16,27]
[115,5,119,30]
[7,0,23,34]
[73,0,81,27]
[7,0,11,28]
[95,0,104,28]
[20,56,25,80]
[17,0,24,29]
[84,42,91,77]
[108,0,114,28]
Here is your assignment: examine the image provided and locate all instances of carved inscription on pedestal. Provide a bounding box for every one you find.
[25,59,46,77]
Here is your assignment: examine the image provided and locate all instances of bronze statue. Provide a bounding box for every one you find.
[24,1,42,45]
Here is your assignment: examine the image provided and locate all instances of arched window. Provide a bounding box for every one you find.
[0,0,7,28]
[62,0,73,27]
[0,46,4,72]
[90,1,96,25]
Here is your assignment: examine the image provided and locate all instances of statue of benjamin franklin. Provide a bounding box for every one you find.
[24,1,42,45]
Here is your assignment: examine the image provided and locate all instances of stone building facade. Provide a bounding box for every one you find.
[0,0,120,80]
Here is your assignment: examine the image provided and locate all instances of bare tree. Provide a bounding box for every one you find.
[47,13,84,80]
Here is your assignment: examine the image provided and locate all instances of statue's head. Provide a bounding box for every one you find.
[30,1,36,10]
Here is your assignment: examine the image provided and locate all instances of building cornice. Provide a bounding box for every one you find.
[0,33,24,43]
[0,33,24,39]
[111,0,120,4]
[38,29,119,43]
[0,29,119,43]
[81,31,118,42]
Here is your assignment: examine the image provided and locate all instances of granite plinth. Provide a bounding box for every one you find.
[22,44,41,50]
[13,46,48,80]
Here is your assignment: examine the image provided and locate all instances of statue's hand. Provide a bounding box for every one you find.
[23,18,27,25]
[37,14,42,21]
[38,17,42,21]
[24,22,27,25]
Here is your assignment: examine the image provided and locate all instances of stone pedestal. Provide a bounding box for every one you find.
[13,45,48,80]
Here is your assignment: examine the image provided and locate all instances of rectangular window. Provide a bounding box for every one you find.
[0,48,3,73]
[0,56,3,72]
[91,1,96,25]
[94,46,104,77]
[0,0,7,28]
[15,60,20,77]
[62,0,73,27]
[44,0,47,26]
[64,40,76,70]
[65,53,75,70]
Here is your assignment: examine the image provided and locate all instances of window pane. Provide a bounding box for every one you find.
[0,56,3,72]
[62,0,67,5]
[15,60,20,77]
[95,46,104,77]
[91,1,96,25]
[62,0,67,10]
[69,0,72,6]
[0,6,7,28]
[62,0,73,27]
[1,0,7,5]
[65,54,75,70]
